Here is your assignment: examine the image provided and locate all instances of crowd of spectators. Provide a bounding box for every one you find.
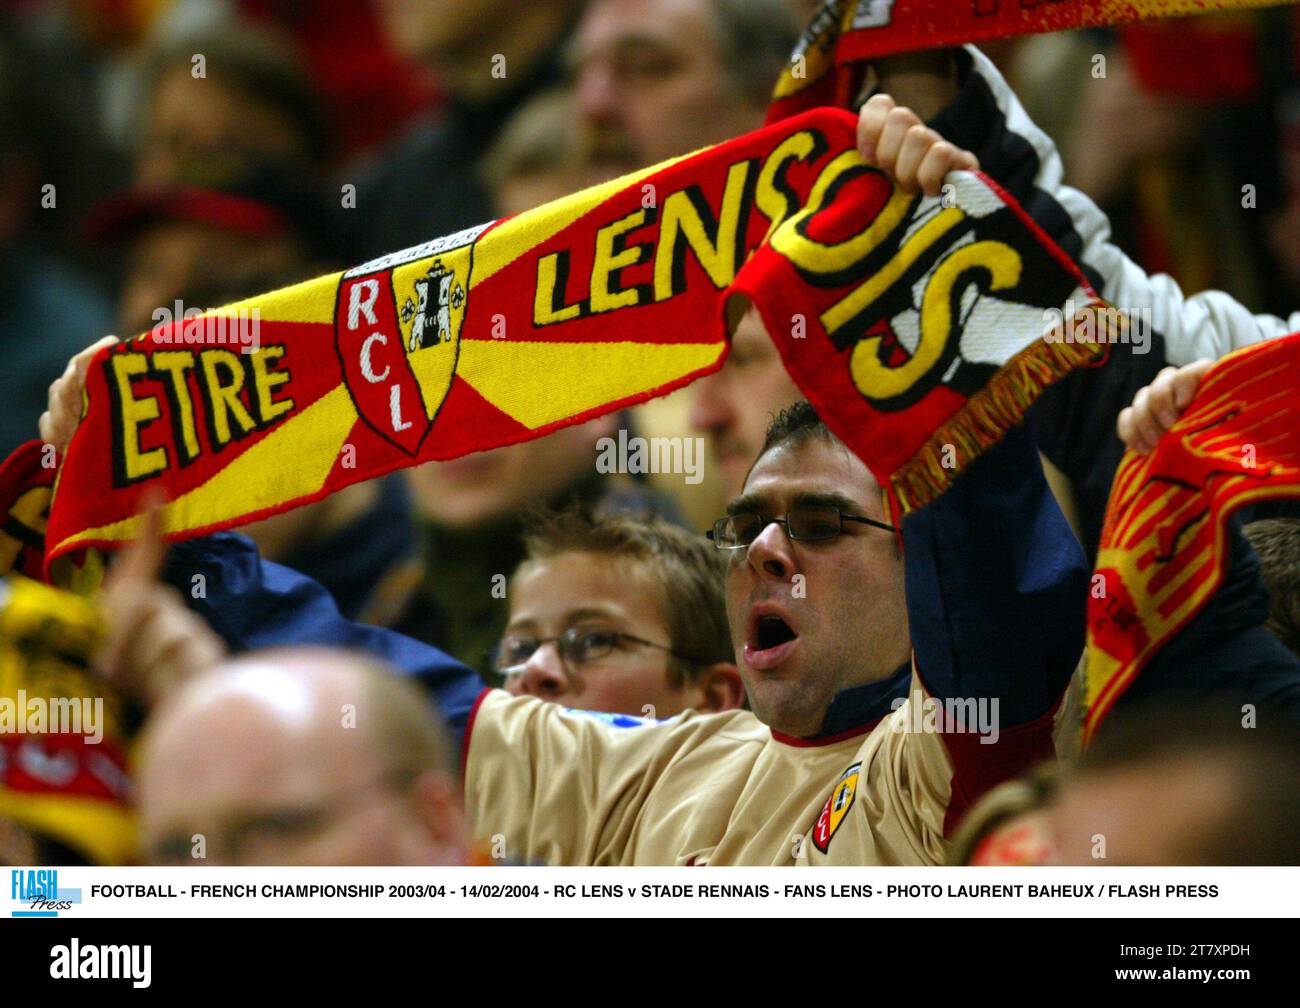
[2,0,1299,869]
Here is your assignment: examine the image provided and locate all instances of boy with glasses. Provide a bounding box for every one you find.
[494,506,744,719]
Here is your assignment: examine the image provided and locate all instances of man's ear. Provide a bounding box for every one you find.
[412,771,470,865]
[693,662,746,713]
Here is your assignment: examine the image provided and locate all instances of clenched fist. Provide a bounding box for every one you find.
[39,334,119,457]
[1117,359,1215,455]
[856,93,979,197]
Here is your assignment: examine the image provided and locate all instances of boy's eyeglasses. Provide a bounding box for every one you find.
[491,626,698,676]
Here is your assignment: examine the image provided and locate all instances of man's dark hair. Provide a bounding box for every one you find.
[520,505,731,688]
[759,400,839,458]
[1243,518,1300,656]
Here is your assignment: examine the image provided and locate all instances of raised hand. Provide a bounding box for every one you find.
[96,502,226,709]
[1116,358,1216,455]
[38,334,119,457]
[856,93,979,198]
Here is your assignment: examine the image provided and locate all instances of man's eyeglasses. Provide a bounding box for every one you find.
[491,626,697,677]
[707,505,896,550]
[150,770,413,865]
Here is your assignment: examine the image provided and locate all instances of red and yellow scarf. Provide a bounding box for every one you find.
[768,0,1291,122]
[1083,333,1300,746]
[7,107,1104,569]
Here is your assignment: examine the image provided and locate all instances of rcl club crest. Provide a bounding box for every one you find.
[812,762,861,854]
[334,223,487,454]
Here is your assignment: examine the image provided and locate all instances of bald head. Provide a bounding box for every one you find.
[138,648,467,866]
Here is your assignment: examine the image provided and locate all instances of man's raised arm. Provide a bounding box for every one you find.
[897,419,1088,832]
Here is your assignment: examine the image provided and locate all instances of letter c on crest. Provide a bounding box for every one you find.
[360,333,390,383]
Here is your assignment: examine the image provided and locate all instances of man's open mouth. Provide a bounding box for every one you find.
[744,609,800,671]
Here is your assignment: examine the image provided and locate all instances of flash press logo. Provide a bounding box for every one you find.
[10,868,81,917]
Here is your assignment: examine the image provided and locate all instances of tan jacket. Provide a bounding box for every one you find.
[464,673,1054,866]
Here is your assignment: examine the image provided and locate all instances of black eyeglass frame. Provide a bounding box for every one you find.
[490,626,702,677]
[706,507,897,550]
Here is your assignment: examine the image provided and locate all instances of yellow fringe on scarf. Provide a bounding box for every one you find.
[890,309,1116,515]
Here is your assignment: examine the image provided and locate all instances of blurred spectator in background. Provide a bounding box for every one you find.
[85,162,420,624]
[138,648,475,866]
[480,88,616,215]
[131,21,332,189]
[498,506,743,717]
[350,0,586,259]
[1244,518,1300,657]
[51,0,425,168]
[1018,9,1300,318]
[353,0,799,261]
[948,768,1058,867]
[236,0,432,161]
[570,0,798,177]
[87,163,337,334]
[1063,28,1247,302]
[1050,706,1300,865]
[954,707,1300,866]
[0,16,115,455]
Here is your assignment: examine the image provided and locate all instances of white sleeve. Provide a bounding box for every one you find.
[966,44,1300,362]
